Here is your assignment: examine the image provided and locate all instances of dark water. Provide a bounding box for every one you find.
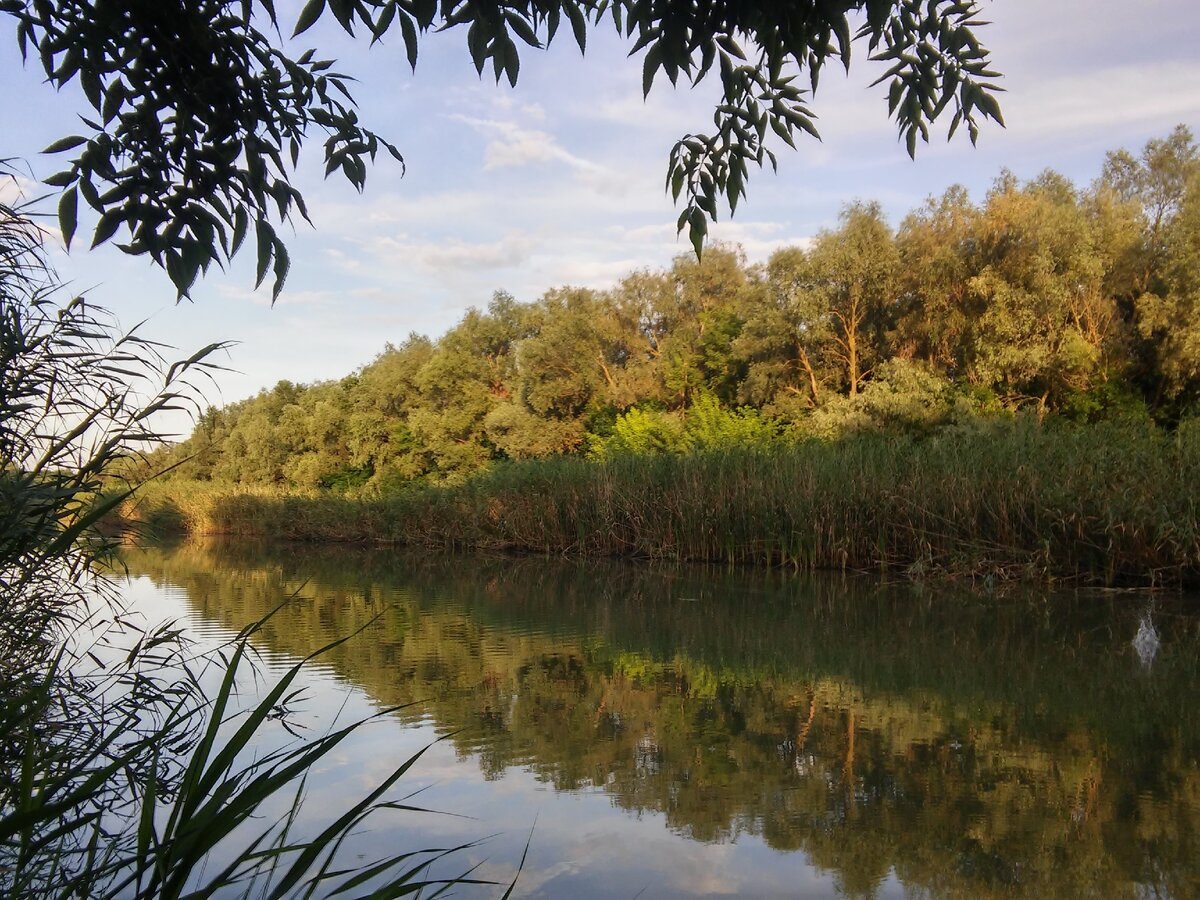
[117,539,1200,898]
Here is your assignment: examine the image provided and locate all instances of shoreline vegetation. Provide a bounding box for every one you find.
[119,421,1200,587]
[123,126,1200,587]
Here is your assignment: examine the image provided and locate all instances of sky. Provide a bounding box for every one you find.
[2,0,1199,432]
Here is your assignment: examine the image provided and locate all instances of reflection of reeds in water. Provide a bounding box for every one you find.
[117,539,1200,898]
[122,423,1200,586]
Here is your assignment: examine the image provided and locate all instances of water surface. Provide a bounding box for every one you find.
[118,539,1200,898]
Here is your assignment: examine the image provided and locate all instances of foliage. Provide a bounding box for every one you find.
[681,392,780,450]
[593,393,780,456]
[594,405,686,455]
[803,357,984,438]
[2,1,1003,297]
[148,128,1200,491]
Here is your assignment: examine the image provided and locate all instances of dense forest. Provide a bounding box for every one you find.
[151,127,1200,494]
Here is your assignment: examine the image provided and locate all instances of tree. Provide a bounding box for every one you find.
[655,246,751,406]
[1135,171,1200,407]
[1101,125,1199,294]
[486,287,633,457]
[806,201,899,396]
[1101,127,1200,410]
[734,246,835,413]
[966,171,1122,415]
[348,334,436,485]
[409,292,531,476]
[893,183,982,372]
[2,1,1003,299]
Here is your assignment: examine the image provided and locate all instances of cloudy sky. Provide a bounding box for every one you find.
[3,0,1198,425]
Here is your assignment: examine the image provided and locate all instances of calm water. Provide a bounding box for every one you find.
[117,539,1200,898]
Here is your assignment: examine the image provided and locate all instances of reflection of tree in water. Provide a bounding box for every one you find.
[120,540,1200,898]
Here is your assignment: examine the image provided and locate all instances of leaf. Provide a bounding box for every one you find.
[467,21,488,74]
[43,135,87,155]
[254,219,274,289]
[231,206,249,258]
[670,165,685,201]
[715,35,745,60]
[58,186,78,249]
[687,206,708,258]
[182,241,208,291]
[399,10,419,70]
[946,108,963,141]
[565,2,587,53]
[271,238,290,304]
[504,34,520,88]
[80,67,102,111]
[505,12,541,49]
[642,43,662,98]
[293,0,327,36]
[975,90,1005,126]
[78,176,101,210]
[770,116,796,149]
[102,79,126,124]
[91,209,124,248]
[371,0,396,45]
[43,170,77,188]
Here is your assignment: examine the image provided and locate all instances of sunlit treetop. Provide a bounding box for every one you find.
[1,0,1003,300]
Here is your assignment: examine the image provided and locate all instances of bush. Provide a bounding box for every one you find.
[593,393,783,457]
[804,359,990,439]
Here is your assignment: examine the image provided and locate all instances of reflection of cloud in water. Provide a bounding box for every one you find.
[1133,607,1161,670]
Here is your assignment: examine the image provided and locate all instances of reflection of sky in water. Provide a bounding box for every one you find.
[117,573,860,897]
[314,729,862,899]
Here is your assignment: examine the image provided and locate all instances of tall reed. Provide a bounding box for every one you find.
[129,420,1200,586]
[0,173,513,897]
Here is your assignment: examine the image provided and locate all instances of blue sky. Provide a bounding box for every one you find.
[3,0,1199,430]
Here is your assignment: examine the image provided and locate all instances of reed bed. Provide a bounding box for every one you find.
[124,422,1200,586]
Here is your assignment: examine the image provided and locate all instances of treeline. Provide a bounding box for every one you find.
[153,127,1200,493]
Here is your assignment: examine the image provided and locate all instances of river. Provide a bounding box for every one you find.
[115,538,1200,898]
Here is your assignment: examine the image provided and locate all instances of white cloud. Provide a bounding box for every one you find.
[312,189,501,234]
[0,171,42,206]
[215,284,335,308]
[520,102,547,121]
[368,232,534,273]
[583,88,707,136]
[708,220,815,260]
[1001,60,1200,141]
[449,113,602,174]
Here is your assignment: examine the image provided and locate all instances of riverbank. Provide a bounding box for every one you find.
[118,423,1200,586]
